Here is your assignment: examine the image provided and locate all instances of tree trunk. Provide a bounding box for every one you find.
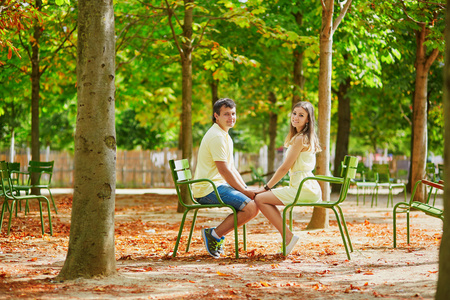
[307,0,334,230]
[332,77,351,192]
[436,3,450,296]
[30,0,42,195]
[436,0,450,292]
[57,0,116,280]
[411,26,439,203]
[211,76,219,108]
[177,0,194,213]
[292,11,304,108]
[268,91,278,173]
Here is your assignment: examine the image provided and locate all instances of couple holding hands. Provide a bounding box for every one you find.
[192,98,322,258]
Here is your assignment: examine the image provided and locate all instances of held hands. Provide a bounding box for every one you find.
[244,187,269,199]
[242,187,257,200]
[253,187,267,195]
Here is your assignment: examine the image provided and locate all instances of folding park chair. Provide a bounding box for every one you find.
[393,179,443,248]
[13,161,58,214]
[0,162,53,236]
[281,155,358,260]
[372,164,407,208]
[169,159,246,259]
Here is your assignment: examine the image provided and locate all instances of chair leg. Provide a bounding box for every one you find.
[356,187,360,206]
[232,211,239,259]
[42,197,53,236]
[335,205,353,251]
[406,211,410,245]
[363,187,366,205]
[38,201,45,235]
[289,207,294,231]
[172,209,190,258]
[0,200,8,233]
[330,207,351,260]
[387,188,393,208]
[47,188,58,214]
[282,206,291,256]
[433,189,438,207]
[186,209,198,253]
[371,186,378,207]
[243,224,247,251]
[393,208,398,248]
[7,200,16,235]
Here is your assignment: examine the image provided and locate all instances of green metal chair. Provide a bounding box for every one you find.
[393,179,443,248]
[0,162,53,236]
[13,161,58,214]
[281,155,358,260]
[169,159,246,258]
[372,164,407,207]
[355,166,378,206]
[425,162,440,206]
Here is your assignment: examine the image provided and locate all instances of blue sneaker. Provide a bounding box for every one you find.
[201,228,221,258]
[217,236,225,255]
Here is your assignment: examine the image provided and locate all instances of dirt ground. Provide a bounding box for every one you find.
[0,189,443,299]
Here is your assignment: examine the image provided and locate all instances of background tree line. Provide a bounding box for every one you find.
[0,0,444,165]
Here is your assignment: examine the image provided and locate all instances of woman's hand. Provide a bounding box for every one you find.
[253,187,267,195]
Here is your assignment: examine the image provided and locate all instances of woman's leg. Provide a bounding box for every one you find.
[255,192,294,244]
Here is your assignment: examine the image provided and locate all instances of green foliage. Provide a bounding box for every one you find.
[116,109,165,150]
[0,0,444,162]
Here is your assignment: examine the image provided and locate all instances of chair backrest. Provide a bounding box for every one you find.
[336,156,358,203]
[28,161,54,185]
[372,164,390,183]
[426,163,436,181]
[0,162,13,196]
[355,162,367,181]
[438,164,444,181]
[169,159,194,208]
[7,162,20,185]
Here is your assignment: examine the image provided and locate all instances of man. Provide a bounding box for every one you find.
[192,98,259,258]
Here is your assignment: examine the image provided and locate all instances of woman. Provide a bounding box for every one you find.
[254,101,322,255]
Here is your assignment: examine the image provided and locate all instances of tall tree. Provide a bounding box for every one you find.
[377,1,445,200]
[308,0,352,229]
[436,2,450,297]
[57,0,116,279]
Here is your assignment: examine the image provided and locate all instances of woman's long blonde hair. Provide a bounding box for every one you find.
[284,101,321,153]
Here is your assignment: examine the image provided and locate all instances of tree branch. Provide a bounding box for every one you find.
[425,48,440,70]
[164,0,184,59]
[332,0,352,33]
[40,25,77,75]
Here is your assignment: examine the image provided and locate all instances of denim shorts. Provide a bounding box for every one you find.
[196,184,251,211]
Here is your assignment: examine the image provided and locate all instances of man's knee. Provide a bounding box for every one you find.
[244,200,259,218]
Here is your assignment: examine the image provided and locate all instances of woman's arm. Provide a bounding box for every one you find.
[264,135,305,190]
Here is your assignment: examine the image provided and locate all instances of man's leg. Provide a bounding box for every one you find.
[214,200,259,237]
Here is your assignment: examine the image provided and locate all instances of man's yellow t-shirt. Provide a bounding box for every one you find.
[192,123,234,198]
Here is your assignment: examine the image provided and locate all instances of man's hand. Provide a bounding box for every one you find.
[242,188,256,200]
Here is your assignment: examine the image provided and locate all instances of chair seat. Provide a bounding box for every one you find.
[356,182,377,187]
[411,202,443,219]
